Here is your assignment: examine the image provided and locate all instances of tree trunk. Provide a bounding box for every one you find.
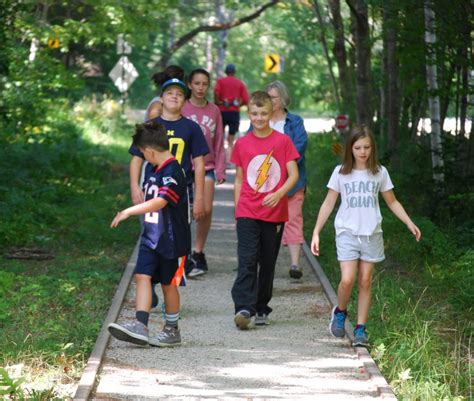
[311,0,341,112]
[383,1,399,165]
[459,50,469,137]
[327,0,354,116]
[424,0,444,184]
[215,0,230,78]
[347,0,372,126]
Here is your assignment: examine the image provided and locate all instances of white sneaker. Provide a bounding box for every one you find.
[188,267,207,278]
[255,313,270,326]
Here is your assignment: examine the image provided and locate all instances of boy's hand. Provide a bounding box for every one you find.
[111,211,130,228]
[311,233,320,256]
[262,191,283,208]
[408,222,421,242]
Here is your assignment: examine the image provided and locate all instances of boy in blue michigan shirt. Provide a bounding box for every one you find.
[108,121,190,347]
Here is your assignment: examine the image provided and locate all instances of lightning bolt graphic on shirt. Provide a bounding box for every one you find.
[255,151,273,193]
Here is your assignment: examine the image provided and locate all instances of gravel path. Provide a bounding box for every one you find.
[91,171,390,400]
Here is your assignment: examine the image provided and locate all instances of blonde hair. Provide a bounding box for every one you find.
[340,124,380,175]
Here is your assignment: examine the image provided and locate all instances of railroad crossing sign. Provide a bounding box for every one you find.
[109,56,139,93]
[265,54,282,73]
[335,114,349,133]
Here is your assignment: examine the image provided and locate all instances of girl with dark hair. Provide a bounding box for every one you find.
[311,124,421,347]
[181,68,226,277]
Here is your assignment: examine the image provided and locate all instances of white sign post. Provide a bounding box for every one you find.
[116,34,132,55]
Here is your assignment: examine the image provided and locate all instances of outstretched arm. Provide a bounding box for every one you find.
[381,190,421,241]
[311,189,339,256]
[111,197,167,228]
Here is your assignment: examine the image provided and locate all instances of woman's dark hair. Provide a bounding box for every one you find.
[151,65,185,88]
[188,68,210,84]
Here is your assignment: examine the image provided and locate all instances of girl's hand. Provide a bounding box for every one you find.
[408,222,421,242]
[262,192,282,208]
[216,179,226,185]
[131,185,144,205]
[311,233,320,256]
[111,211,130,228]
[193,198,206,221]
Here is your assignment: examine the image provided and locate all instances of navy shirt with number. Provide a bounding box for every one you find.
[129,116,209,186]
[141,157,191,259]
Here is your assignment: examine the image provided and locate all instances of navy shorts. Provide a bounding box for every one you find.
[221,111,240,135]
[135,244,186,286]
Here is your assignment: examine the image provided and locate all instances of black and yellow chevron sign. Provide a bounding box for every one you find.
[265,54,281,73]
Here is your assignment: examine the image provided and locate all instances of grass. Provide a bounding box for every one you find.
[302,133,472,400]
[0,99,139,399]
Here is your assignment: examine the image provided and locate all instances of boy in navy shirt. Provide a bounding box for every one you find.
[108,121,190,347]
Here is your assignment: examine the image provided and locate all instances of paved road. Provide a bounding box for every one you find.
[91,170,391,400]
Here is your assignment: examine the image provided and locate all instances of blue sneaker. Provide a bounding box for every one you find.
[353,325,369,347]
[329,306,346,338]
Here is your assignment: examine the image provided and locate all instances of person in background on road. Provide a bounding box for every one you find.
[310,124,421,347]
[214,63,249,156]
[108,121,190,347]
[182,68,226,278]
[231,91,299,330]
[266,81,308,280]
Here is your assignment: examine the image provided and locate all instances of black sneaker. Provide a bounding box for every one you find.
[188,251,208,278]
[289,265,303,279]
[193,251,208,271]
[184,254,196,275]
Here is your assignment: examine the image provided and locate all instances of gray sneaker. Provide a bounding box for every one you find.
[149,325,181,347]
[234,310,254,330]
[329,306,347,338]
[255,313,270,326]
[108,320,149,346]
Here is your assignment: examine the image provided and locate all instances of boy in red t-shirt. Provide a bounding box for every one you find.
[230,91,299,330]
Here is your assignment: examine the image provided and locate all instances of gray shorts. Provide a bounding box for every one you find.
[336,231,385,263]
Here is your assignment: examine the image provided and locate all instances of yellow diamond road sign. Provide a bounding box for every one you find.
[265,54,281,73]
